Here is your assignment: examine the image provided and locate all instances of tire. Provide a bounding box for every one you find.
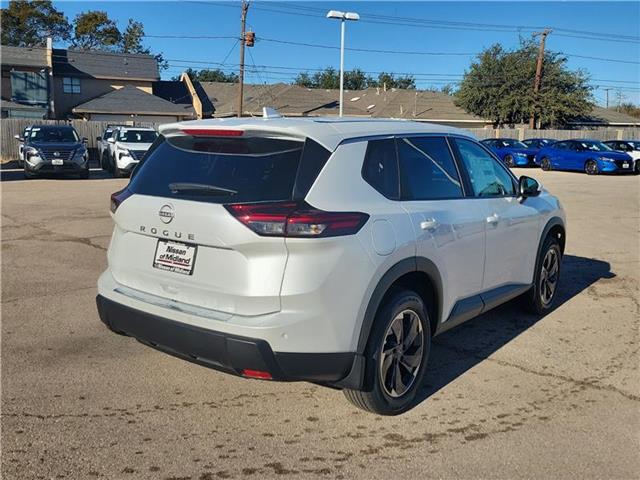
[101,152,109,171]
[343,289,431,415]
[113,165,123,178]
[585,159,599,175]
[504,154,515,167]
[541,157,551,171]
[522,236,562,315]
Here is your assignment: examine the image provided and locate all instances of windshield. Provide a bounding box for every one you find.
[128,135,310,204]
[29,127,79,143]
[499,139,528,149]
[117,129,158,143]
[577,141,612,152]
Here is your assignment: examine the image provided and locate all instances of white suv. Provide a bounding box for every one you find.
[97,117,566,415]
[106,126,158,177]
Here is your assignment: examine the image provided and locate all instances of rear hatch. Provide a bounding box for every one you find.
[108,127,330,317]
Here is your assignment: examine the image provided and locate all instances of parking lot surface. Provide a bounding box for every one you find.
[2,168,639,479]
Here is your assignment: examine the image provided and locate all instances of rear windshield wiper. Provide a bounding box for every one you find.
[168,182,238,196]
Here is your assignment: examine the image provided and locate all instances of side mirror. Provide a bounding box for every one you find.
[519,176,541,198]
[107,137,115,144]
[82,137,88,144]
[14,134,24,141]
[96,136,102,141]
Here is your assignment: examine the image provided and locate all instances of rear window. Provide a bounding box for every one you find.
[128,134,329,204]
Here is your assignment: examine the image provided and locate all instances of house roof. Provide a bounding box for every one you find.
[52,48,159,81]
[1,45,48,68]
[574,106,640,126]
[72,85,191,116]
[201,82,490,124]
[153,80,215,116]
[1,97,47,111]
[159,116,475,152]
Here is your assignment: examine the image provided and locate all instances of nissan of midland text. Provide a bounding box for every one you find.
[97,116,566,415]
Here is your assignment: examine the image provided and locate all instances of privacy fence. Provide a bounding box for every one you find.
[1,118,638,162]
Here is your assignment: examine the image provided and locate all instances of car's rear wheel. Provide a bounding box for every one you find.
[504,154,515,167]
[541,157,551,171]
[343,289,431,415]
[585,160,599,175]
[522,235,562,315]
[101,152,110,171]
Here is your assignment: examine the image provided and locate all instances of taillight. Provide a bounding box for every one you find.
[225,201,369,238]
[180,128,243,137]
[110,188,133,213]
[241,369,273,380]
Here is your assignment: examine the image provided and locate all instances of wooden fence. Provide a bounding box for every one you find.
[1,118,639,162]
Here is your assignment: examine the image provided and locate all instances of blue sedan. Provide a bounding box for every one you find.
[523,138,557,150]
[535,139,635,175]
[480,138,538,167]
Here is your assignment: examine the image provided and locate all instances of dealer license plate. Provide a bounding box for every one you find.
[51,159,63,165]
[622,162,629,169]
[153,240,197,275]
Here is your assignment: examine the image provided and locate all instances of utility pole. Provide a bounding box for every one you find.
[237,0,249,118]
[530,29,552,129]
[603,88,613,108]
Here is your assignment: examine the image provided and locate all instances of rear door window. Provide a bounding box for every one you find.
[128,134,327,204]
[362,139,399,199]
[398,136,463,200]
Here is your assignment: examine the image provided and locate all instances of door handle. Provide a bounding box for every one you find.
[486,213,500,225]
[421,218,439,230]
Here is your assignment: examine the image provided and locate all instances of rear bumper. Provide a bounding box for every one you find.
[96,294,358,385]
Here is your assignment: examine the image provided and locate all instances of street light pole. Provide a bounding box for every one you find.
[339,18,345,117]
[327,10,359,118]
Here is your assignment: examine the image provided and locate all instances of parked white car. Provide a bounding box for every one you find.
[106,126,158,177]
[97,116,566,414]
[14,125,33,166]
[603,140,640,173]
[96,125,124,171]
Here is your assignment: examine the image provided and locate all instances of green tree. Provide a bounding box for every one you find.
[294,72,315,88]
[1,0,70,47]
[121,19,146,53]
[177,68,238,83]
[455,41,593,127]
[71,10,121,50]
[368,72,416,90]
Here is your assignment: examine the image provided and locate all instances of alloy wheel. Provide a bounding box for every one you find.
[379,309,424,398]
[539,248,559,306]
[586,160,598,175]
[541,158,551,171]
[504,155,514,167]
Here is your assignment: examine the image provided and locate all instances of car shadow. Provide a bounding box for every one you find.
[412,254,614,407]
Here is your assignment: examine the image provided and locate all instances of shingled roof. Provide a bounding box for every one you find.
[72,85,191,116]
[201,82,489,125]
[1,45,48,68]
[52,48,159,81]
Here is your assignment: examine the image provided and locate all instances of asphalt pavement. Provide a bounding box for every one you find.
[1,167,638,479]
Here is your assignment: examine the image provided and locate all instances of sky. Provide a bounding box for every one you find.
[15,1,640,105]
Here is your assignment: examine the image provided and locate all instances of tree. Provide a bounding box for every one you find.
[455,41,593,127]
[294,72,315,88]
[177,68,238,83]
[617,102,640,118]
[71,10,121,50]
[1,0,70,47]
[368,72,416,90]
[121,19,146,53]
